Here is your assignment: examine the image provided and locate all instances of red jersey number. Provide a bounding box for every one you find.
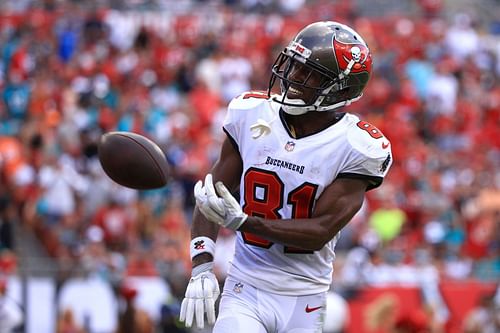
[241,168,318,253]
[357,121,384,139]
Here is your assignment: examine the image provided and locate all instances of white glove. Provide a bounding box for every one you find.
[194,174,248,230]
[179,262,220,329]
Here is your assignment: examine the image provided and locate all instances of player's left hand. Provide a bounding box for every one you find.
[194,174,248,230]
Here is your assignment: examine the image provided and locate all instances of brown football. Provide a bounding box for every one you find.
[98,131,170,190]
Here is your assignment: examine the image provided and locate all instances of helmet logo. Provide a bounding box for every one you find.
[351,46,362,62]
[334,39,372,74]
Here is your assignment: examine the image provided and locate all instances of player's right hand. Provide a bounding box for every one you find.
[179,262,220,329]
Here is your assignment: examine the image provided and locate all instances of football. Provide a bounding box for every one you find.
[98,131,170,190]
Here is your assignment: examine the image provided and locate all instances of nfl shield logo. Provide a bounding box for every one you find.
[233,282,244,293]
[285,141,295,152]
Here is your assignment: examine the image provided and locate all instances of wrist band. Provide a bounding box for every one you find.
[190,236,216,261]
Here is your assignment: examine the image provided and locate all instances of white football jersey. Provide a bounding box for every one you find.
[223,92,392,295]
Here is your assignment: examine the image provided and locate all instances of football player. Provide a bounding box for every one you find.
[180,21,392,332]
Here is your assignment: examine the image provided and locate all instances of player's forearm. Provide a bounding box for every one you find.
[191,207,220,267]
[239,199,362,251]
[239,215,335,251]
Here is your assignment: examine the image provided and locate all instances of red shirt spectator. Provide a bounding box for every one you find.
[92,201,133,251]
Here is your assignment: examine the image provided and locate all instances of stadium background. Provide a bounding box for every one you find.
[0,0,499,332]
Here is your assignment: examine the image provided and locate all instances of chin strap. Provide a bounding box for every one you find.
[313,59,356,110]
[276,93,362,114]
[320,93,362,111]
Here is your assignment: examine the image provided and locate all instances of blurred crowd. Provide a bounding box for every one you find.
[0,0,499,332]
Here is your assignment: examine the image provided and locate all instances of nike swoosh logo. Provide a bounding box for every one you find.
[382,141,390,149]
[305,305,322,313]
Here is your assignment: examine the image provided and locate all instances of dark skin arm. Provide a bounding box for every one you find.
[191,137,243,267]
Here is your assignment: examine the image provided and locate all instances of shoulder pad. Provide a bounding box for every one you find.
[347,119,391,159]
[228,91,270,111]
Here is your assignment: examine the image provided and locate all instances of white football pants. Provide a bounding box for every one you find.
[213,277,326,333]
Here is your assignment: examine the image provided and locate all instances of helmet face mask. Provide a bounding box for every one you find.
[274,57,330,106]
[268,21,372,115]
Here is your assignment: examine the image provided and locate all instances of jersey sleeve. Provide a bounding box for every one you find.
[338,123,393,191]
[222,91,270,150]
